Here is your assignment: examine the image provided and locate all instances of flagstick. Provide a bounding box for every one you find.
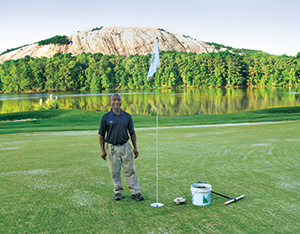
[147,38,163,207]
[156,72,159,203]
[151,71,164,208]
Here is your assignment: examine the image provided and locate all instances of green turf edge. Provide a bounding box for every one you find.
[1,106,300,134]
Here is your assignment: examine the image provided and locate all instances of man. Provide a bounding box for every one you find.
[99,93,144,201]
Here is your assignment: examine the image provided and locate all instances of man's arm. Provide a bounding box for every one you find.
[99,135,107,160]
[130,131,139,159]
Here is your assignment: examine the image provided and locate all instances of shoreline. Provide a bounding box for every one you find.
[0,118,38,123]
[1,84,300,95]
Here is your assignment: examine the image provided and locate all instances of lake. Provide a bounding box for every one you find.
[0,87,300,116]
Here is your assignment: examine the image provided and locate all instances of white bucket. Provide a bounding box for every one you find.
[191,183,212,206]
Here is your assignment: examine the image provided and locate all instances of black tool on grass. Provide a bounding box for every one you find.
[197,181,245,205]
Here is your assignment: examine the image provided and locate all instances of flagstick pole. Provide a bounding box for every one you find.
[156,71,159,204]
[151,71,164,208]
[150,38,163,208]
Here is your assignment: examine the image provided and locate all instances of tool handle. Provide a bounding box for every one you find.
[224,195,245,205]
[198,181,231,199]
[212,191,231,199]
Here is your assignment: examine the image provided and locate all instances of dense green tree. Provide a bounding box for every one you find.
[226,53,243,86]
[1,50,300,93]
[44,60,59,90]
[29,57,47,91]
[57,66,72,91]
[0,61,13,92]
[38,35,71,46]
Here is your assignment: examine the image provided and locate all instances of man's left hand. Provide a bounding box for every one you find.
[133,148,139,159]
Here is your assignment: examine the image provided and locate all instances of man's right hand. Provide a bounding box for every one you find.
[101,152,107,160]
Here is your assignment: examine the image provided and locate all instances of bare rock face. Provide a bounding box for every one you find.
[0,27,218,63]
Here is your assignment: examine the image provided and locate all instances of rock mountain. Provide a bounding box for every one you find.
[0,27,221,63]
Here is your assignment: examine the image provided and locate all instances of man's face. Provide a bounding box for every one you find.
[111,94,122,109]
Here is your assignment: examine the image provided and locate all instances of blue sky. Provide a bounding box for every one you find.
[1,0,299,56]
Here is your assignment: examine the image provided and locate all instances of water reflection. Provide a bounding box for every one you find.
[0,88,299,115]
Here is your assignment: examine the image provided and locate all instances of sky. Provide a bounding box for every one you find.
[1,0,300,56]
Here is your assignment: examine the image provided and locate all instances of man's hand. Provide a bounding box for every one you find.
[133,148,139,159]
[101,151,107,160]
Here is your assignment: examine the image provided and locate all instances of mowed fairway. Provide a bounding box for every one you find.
[1,121,300,233]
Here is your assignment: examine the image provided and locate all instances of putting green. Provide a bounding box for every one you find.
[1,120,299,233]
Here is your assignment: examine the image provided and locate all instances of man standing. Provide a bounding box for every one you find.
[99,93,144,201]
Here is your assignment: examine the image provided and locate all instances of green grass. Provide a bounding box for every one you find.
[1,106,300,134]
[1,107,300,233]
[1,120,299,233]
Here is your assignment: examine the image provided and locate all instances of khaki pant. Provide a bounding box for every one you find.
[106,141,140,195]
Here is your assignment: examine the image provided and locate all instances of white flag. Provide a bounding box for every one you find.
[147,38,160,81]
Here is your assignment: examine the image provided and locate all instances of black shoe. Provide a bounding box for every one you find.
[131,193,144,201]
[114,193,122,201]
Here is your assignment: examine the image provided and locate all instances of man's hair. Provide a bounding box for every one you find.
[110,93,122,100]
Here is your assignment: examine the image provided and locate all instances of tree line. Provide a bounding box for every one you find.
[0,35,71,55]
[0,44,29,55]
[205,42,263,54]
[38,35,71,46]
[0,51,300,93]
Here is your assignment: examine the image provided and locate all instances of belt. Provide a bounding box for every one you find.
[108,141,127,146]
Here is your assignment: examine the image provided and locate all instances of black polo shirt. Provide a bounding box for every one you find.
[98,109,135,145]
